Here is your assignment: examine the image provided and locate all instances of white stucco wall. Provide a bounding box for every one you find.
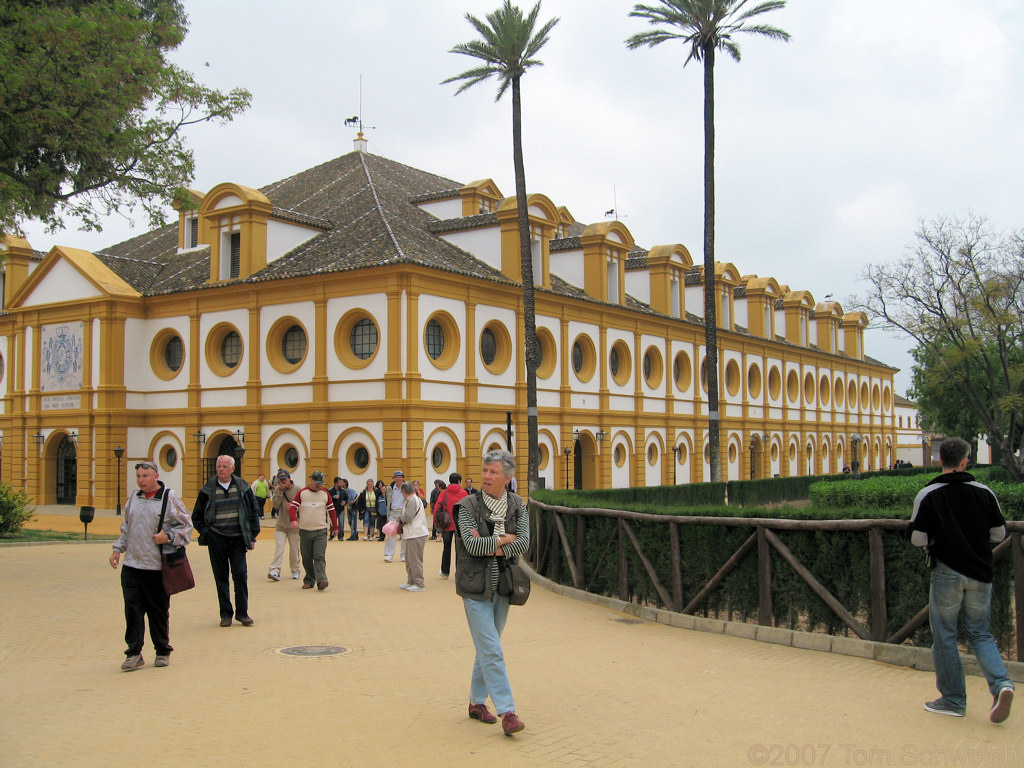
[439,229,501,271]
[266,220,320,264]
[22,260,101,306]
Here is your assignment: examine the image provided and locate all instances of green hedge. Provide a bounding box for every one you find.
[535,482,726,510]
[530,499,1017,654]
[0,483,34,535]
[809,474,1024,520]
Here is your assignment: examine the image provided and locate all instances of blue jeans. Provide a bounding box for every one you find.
[929,562,1013,710]
[463,593,515,714]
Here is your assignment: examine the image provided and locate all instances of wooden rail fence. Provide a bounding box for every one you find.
[529,501,1024,658]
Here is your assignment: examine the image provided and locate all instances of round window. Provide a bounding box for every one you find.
[674,352,691,391]
[425,318,444,360]
[432,446,444,469]
[221,331,242,369]
[353,446,369,470]
[163,446,178,470]
[282,324,307,364]
[284,447,299,469]
[481,328,496,365]
[351,318,378,360]
[164,336,183,372]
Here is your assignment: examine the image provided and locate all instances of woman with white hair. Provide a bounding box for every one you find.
[454,449,530,736]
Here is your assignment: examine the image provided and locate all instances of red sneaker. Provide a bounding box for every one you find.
[468,703,497,724]
[501,711,525,735]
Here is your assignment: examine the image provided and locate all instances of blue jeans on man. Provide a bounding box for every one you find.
[929,562,1013,712]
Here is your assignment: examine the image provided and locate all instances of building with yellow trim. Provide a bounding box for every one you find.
[0,138,897,508]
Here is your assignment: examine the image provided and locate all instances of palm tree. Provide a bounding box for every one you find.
[444,1,559,494]
[626,1,789,483]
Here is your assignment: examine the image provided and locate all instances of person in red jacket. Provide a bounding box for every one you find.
[436,471,467,579]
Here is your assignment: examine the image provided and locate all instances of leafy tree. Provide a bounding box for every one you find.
[853,214,1024,481]
[0,481,34,535]
[625,0,789,482]
[0,0,251,234]
[443,0,559,494]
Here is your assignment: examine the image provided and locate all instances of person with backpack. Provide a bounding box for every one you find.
[429,479,446,540]
[435,472,465,579]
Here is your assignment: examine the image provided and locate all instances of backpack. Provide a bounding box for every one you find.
[434,491,452,530]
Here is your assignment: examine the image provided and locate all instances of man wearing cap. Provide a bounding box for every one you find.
[268,470,301,581]
[289,471,339,590]
[384,470,407,563]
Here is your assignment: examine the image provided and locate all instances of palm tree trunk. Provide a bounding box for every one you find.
[511,76,540,493]
[703,43,721,483]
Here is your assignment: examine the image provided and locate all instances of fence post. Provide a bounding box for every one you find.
[869,526,887,642]
[618,517,628,601]
[576,515,586,589]
[757,525,772,626]
[670,521,682,612]
[1014,532,1024,662]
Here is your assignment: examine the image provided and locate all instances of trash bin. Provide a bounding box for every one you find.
[79,506,95,524]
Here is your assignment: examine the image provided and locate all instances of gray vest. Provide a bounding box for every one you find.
[453,491,523,601]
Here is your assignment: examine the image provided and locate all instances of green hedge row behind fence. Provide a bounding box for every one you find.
[534,466,957,512]
[809,471,1024,520]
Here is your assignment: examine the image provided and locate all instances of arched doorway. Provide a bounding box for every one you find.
[749,435,764,479]
[55,435,77,504]
[204,434,242,481]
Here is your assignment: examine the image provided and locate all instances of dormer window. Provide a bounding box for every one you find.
[607,252,619,303]
[221,230,241,280]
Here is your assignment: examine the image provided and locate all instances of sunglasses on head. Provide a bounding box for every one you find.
[135,462,158,471]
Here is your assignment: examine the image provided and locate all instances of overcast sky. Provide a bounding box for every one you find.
[20,0,1024,396]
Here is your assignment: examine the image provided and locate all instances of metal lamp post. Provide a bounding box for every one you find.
[113,445,124,515]
[672,445,679,485]
[922,435,930,467]
[563,447,572,490]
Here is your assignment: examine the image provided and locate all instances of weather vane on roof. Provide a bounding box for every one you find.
[604,184,626,221]
[346,74,376,134]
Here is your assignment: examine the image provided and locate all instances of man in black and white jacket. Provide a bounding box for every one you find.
[908,437,1014,723]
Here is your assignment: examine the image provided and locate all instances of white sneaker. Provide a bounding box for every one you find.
[406,585,425,592]
[384,556,392,562]
[438,571,449,579]
[267,571,280,581]
[291,572,300,579]
[399,583,411,590]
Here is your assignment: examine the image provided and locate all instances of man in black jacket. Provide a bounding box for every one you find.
[908,437,1013,723]
[193,454,261,627]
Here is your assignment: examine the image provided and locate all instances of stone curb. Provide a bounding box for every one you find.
[524,563,1024,683]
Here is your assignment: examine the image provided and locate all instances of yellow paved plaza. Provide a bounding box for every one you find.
[1,508,1020,767]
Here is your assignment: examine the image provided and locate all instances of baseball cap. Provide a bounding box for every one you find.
[277,470,291,480]
[392,470,405,478]
[310,470,325,483]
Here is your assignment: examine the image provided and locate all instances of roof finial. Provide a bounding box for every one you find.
[354,130,368,153]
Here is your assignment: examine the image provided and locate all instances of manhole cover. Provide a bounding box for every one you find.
[277,645,348,657]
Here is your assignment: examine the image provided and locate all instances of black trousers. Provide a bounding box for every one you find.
[121,565,172,656]
[206,530,250,619]
[440,529,455,576]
